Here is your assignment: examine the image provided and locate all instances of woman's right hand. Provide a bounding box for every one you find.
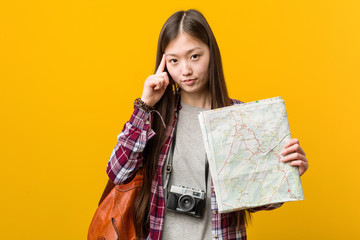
[141,54,170,107]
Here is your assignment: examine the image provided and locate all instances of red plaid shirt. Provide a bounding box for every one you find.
[106,99,283,240]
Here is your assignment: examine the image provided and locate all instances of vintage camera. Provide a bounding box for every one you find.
[166,185,206,218]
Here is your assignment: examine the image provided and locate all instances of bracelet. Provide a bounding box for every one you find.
[134,98,155,112]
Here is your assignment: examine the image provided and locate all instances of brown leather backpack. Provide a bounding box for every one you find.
[88,172,143,240]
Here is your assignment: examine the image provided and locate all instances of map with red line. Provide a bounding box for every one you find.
[198,97,304,213]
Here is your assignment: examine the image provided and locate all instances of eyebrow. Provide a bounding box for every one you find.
[165,47,203,57]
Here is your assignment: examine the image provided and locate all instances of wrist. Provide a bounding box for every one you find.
[134,98,155,112]
[139,98,151,107]
[140,96,155,107]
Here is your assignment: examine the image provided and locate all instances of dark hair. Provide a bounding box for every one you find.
[133,9,250,238]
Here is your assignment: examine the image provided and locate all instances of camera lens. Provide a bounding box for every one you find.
[178,195,196,212]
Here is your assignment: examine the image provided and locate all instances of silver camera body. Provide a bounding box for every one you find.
[166,185,206,218]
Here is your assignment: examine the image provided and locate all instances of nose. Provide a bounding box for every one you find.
[181,61,192,76]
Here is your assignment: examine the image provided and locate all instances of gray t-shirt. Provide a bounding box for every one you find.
[162,102,212,240]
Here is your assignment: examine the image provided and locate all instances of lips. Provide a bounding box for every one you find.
[182,78,197,86]
[182,78,197,82]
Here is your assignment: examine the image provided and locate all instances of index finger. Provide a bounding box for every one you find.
[156,54,166,75]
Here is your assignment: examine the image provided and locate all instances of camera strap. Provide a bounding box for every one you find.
[163,122,209,201]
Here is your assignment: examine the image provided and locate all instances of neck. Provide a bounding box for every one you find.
[181,90,211,109]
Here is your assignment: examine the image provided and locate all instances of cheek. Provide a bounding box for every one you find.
[167,67,180,83]
[196,62,210,78]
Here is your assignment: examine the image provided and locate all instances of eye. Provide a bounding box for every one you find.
[169,58,177,63]
[191,54,200,60]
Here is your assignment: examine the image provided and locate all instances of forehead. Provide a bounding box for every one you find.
[165,32,208,55]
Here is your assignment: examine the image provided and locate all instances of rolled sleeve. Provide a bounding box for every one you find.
[106,105,156,184]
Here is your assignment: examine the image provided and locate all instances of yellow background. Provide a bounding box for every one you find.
[1,0,359,239]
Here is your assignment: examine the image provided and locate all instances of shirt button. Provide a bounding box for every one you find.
[212,210,217,215]
[214,235,218,239]
[212,189,215,193]
[145,120,149,124]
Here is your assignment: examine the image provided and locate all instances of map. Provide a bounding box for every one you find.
[198,97,304,213]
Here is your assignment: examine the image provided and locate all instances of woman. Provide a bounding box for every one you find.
[106,9,308,240]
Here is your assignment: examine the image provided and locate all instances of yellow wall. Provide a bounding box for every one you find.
[1,0,359,239]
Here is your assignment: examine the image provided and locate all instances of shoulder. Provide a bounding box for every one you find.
[230,98,244,105]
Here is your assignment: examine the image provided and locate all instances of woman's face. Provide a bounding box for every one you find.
[165,32,210,97]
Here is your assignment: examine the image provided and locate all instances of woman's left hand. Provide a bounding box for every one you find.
[280,138,309,176]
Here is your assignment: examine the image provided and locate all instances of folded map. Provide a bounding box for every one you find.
[198,96,304,213]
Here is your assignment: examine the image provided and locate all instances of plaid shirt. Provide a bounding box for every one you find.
[107,99,283,240]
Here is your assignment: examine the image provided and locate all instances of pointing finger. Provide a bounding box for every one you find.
[163,73,169,89]
[156,54,166,75]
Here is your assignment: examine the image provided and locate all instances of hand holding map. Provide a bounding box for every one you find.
[281,138,309,176]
